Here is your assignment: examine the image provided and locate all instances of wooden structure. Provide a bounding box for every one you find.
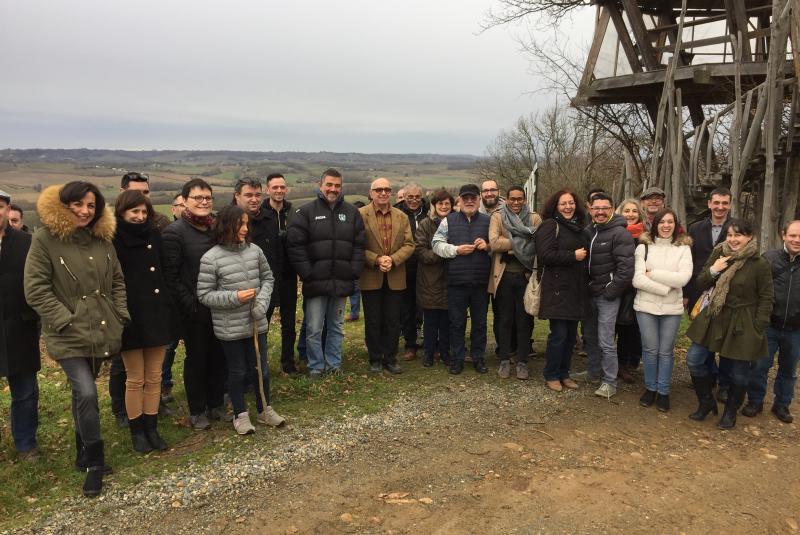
[575,0,799,249]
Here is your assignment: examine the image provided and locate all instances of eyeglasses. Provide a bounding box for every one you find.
[591,206,613,212]
[507,197,525,203]
[481,188,499,193]
[372,187,392,194]
[188,195,213,203]
[404,195,422,200]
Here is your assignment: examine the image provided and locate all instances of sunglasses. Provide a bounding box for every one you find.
[372,187,392,194]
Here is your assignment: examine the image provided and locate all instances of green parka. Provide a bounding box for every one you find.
[685,245,773,361]
[24,185,129,360]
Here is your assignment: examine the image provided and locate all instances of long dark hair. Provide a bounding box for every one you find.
[114,190,155,221]
[542,187,586,225]
[651,208,681,243]
[60,181,106,228]
[213,205,249,246]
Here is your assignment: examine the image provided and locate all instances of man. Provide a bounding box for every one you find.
[171,194,186,219]
[0,189,41,460]
[288,169,365,378]
[743,220,800,423]
[160,193,187,407]
[120,171,170,231]
[639,187,666,230]
[479,179,502,215]
[8,204,29,232]
[433,184,492,375]
[685,187,733,399]
[359,178,415,374]
[395,188,406,205]
[395,182,428,360]
[583,192,635,398]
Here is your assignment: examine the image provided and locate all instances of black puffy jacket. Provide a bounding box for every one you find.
[763,247,800,330]
[584,215,635,299]
[287,192,366,298]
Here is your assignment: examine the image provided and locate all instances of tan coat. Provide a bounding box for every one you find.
[358,204,415,291]
[488,210,541,296]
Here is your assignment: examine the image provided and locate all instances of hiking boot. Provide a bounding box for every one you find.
[656,394,670,412]
[233,412,256,435]
[384,362,403,375]
[422,354,434,367]
[497,360,511,379]
[207,406,233,423]
[257,406,286,427]
[561,378,578,390]
[741,401,763,417]
[369,362,383,373]
[639,389,657,407]
[473,359,488,374]
[771,404,793,423]
[516,362,529,380]
[128,416,153,454]
[594,382,617,399]
[190,413,211,431]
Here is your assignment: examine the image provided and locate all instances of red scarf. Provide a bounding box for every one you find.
[182,209,215,230]
[626,222,644,239]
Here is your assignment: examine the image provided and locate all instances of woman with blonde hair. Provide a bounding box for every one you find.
[614,198,645,382]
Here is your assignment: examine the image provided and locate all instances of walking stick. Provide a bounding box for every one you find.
[250,300,270,413]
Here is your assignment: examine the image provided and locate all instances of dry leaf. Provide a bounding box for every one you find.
[785,518,798,531]
[418,497,433,505]
[340,513,353,522]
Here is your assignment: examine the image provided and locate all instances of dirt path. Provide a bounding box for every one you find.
[133,370,800,535]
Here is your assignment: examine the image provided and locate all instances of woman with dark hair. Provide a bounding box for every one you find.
[632,208,693,412]
[685,218,773,429]
[489,185,541,380]
[24,182,129,497]
[197,205,284,435]
[534,188,590,391]
[113,190,175,453]
[415,189,454,367]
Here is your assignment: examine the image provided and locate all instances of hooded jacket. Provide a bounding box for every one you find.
[632,232,693,316]
[584,214,635,300]
[24,185,129,360]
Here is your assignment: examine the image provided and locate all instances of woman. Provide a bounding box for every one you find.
[534,188,589,391]
[197,205,285,435]
[24,182,129,497]
[615,198,645,383]
[685,219,773,429]
[415,189,453,367]
[489,186,541,380]
[113,190,175,453]
[632,209,693,412]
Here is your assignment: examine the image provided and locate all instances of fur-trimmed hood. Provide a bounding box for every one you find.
[36,184,116,242]
[639,231,692,247]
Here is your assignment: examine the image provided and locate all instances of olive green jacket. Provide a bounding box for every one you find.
[24,185,130,360]
[686,246,773,361]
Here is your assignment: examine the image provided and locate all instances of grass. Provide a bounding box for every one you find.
[0,299,694,530]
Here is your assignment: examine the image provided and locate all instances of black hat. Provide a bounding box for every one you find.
[458,184,480,197]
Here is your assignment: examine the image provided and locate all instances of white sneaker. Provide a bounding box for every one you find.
[257,406,286,427]
[594,382,617,399]
[233,412,255,435]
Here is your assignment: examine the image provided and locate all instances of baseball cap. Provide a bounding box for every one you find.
[458,184,480,197]
[640,187,666,200]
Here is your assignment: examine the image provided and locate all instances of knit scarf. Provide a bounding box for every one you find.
[626,221,644,239]
[707,238,759,317]
[182,209,215,231]
[500,203,537,270]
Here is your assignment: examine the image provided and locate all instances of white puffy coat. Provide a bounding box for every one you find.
[632,233,693,316]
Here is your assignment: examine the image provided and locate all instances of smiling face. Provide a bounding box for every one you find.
[708,193,732,223]
[237,213,250,243]
[267,177,288,204]
[657,213,675,239]
[370,178,392,210]
[69,192,97,228]
[460,194,479,217]
[123,203,148,224]
[434,199,452,218]
[404,187,422,211]
[557,193,576,220]
[642,195,664,217]
[480,180,499,209]
[234,184,262,216]
[590,198,613,224]
[620,202,640,225]
[320,174,343,204]
[783,221,800,256]
[185,187,213,217]
[506,189,525,215]
[726,226,753,251]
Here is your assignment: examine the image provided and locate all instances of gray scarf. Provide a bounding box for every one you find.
[500,203,537,270]
[707,238,759,317]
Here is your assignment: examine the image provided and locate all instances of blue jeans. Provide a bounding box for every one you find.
[543,319,578,381]
[687,343,732,391]
[304,296,345,372]
[686,343,751,386]
[747,327,800,407]
[423,308,450,360]
[636,312,681,395]
[220,333,270,415]
[584,296,621,387]
[161,338,180,387]
[8,372,39,452]
[448,285,488,365]
[348,283,361,320]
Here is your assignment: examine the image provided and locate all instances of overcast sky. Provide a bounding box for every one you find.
[0,1,594,155]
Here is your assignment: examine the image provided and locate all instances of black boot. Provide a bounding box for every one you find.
[143,414,167,451]
[718,385,746,430]
[129,416,153,454]
[82,440,105,498]
[75,432,113,474]
[689,375,718,421]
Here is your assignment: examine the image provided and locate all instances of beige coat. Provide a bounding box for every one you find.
[632,233,693,316]
[488,210,541,296]
[358,204,415,291]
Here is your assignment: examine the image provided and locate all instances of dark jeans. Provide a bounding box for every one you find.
[747,327,800,407]
[266,275,298,371]
[349,282,361,320]
[182,318,226,415]
[695,346,732,392]
[448,285,489,365]
[162,339,180,387]
[362,279,403,365]
[59,357,103,446]
[495,272,533,363]
[220,333,270,415]
[616,320,642,369]
[400,270,422,349]
[686,343,750,386]
[544,319,578,381]
[8,372,39,452]
[423,308,450,360]
[109,356,126,417]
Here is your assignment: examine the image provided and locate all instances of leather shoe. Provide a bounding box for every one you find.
[384,363,403,375]
[639,389,657,407]
[771,404,793,423]
[741,401,763,417]
[369,362,383,373]
[473,360,488,374]
[448,362,463,375]
[546,380,563,392]
[402,349,417,361]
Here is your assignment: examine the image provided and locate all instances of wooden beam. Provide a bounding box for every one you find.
[724,0,753,60]
[608,5,644,72]
[655,28,771,53]
[646,5,772,34]
[620,0,660,70]
[579,6,611,90]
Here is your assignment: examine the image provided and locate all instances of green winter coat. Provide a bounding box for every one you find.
[24,185,130,360]
[685,245,773,361]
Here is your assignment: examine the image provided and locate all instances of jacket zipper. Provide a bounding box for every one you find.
[588,227,598,273]
[60,257,78,281]
[783,262,795,329]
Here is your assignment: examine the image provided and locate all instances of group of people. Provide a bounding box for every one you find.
[0,170,798,499]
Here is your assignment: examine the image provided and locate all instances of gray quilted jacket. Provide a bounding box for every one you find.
[197,242,274,341]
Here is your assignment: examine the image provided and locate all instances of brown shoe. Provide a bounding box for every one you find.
[561,378,578,390]
[402,349,416,361]
[546,380,563,392]
[618,366,635,384]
